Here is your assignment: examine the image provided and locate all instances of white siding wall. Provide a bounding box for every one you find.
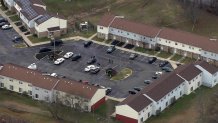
[0,75,32,94]
[201,50,218,61]
[152,83,185,115]
[20,13,29,26]
[35,17,67,32]
[157,37,201,54]
[32,86,53,102]
[14,2,22,12]
[195,65,218,87]
[90,89,106,108]
[116,105,138,120]
[138,103,153,123]
[4,0,14,7]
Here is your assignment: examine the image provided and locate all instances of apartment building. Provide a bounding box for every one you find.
[3,0,67,38]
[97,14,218,65]
[115,61,218,123]
[0,63,106,112]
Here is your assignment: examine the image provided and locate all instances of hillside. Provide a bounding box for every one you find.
[43,0,218,38]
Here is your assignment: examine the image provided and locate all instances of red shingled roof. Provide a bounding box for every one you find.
[0,63,59,90]
[158,28,218,54]
[98,14,160,38]
[118,93,152,112]
[54,78,98,99]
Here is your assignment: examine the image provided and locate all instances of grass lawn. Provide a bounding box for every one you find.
[0,6,8,11]
[111,68,132,81]
[157,51,172,58]
[9,15,20,22]
[134,47,158,55]
[170,54,183,61]
[92,35,105,42]
[0,89,120,123]
[5,11,15,16]
[28,35,49,44]
[181,57,196,64]
[105,39,112,44]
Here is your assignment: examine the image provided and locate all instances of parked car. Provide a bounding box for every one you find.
[63,52,74,59]
[54,58,65,65]
[27,63,37,70]
[148,57,157,64]
[106,87,112,95]
[39,47,52,53]
[71,54,81,61]
[84,65,99,72]
[159,61,169,67]
[129,53,138,60]
[12,36,23,43]
[106,45,116,53]
[133,87,142,91]
[0,18,7,23]
[87,56,96,64]
[155,71,163,75]
[128,90,137,95]
[144,80,152,84]
[1,24,12,30]
[162,67,173,72]
[84,41,93,47]
[0,22,8,27]
[152,75,158,79]
[50,39,63,46]
[90,67,100,74]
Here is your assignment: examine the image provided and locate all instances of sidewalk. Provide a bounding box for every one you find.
[0,8,34,46]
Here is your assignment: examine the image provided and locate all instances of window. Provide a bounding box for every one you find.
[148,112,151,117]
[198,81,200,86]
[28,90,32,95]
[140,118,143,122]
[127,33,129,35]
[44,90,48,93]
[35,88,39,90]
[168,41,171,43]
[0,83,4,88]
[166,102,168,107]
[0,76,4,79]
[9,79,13,82]
[19,88,22,92]
[175,43,177,45]
[134,35,136,37]
[19,81,23,84]
[204,52,207,54]
[157,102,159,104]
[180,91,182,95]
[182,45,185,47]
[100,26,103,29]
[9,85,13,90]
[190,87,193,91]
[35,94,39,98]
[28,84,32,87]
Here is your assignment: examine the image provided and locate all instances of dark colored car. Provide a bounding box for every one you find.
[87,56,96,64]
[144,80,152,84]
[133,87,142,91]
[106,87,112,95]
[129,53,138,60]
[12,36,23,43]
[90,68,100,74]
[84,41,93,47]
[0,18,7,23]
[159,61,169,67]
[39,47,52,53]
[0,22,7,27]
[72,54,81,61]
[152,75,158,79]
[107,45,116,53]
[128,90,137,95]
[50,39,63,46]
[148,57,157,64]
[162,67,173,72]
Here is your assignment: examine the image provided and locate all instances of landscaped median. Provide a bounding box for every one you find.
[111,68,132,81]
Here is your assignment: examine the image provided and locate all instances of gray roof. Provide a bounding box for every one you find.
[196,61,218,74]
[35,14,52,25]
